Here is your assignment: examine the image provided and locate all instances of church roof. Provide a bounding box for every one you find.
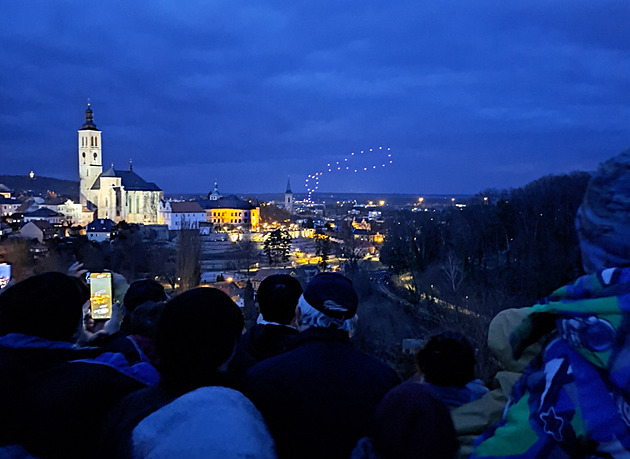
[198,195,255,210]
[80,104,98,131]
[91,168,162,192]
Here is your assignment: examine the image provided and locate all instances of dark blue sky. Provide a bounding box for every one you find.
[1,1,629,195]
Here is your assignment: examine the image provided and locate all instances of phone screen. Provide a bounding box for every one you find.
[0,263,10,289]
[90,272,113,319]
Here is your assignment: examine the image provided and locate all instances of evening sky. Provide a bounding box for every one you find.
[1,1,629,195]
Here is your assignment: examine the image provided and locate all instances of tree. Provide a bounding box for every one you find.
[314,232,332,271]
[338,221,369,274]
[242,280,257,329]
[148,245,177,292]
[111,222,148,281]
[260,203,291,225]
[441,251,464,294]
[380,211,443,298]
[233,238,260,274]
[263,229,292,266]
[0,239,32,282]
[176,225,201,291]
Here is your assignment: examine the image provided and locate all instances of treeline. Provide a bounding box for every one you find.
[380,172,590,376]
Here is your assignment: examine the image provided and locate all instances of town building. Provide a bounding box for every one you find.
[0,197,21,216]
[86,218,115,242]
[198,182,260,232]
[39,196,93,227]
[0,184,12,199]
[159,200,207,230]
[19,221,54,243]
[78,105,163,224]
[23,208,65,225]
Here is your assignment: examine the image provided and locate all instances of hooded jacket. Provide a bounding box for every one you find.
[472,267,630,458]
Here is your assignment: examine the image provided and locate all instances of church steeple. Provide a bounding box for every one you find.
[81,103,98,130]
[78,103,103,205]
[284,176,293,213]
[208,180,221,200]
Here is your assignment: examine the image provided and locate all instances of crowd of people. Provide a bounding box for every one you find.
[0,150,629,458]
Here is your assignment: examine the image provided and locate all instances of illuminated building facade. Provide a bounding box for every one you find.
[198,182,260,232]
[78,105,163,224]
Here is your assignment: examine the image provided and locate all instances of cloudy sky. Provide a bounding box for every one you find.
[1,1,629,195]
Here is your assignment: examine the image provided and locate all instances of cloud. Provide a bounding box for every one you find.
[1,1,629,195]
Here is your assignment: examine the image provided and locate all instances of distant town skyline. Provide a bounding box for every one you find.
[1,2,629,195]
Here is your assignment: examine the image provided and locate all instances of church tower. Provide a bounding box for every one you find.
[78,104,102,206]
[284,177,293,213]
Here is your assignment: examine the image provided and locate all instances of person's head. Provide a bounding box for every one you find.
[124,279,168,313]
[256,274,302,325]
[129,300,165,338]
[416,331,476,387]
[0,272,89,342]
[575,149,630,273]
[297,272,358,334]
[156,287,244,394]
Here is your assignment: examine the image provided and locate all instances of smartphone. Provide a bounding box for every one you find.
[89,272,113,319]
[0,263,10,289]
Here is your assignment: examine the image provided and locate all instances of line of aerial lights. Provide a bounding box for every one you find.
[305,147,393,200]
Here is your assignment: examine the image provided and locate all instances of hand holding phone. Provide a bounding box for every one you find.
[89,272,113,319]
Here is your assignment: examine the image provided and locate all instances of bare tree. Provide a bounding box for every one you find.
[441,251,464,293]
[176,223,201,292]
[233,238,260,275]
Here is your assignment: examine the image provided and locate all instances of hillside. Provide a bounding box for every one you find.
[0,175,78,199]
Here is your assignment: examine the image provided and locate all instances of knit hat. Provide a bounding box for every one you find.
[257,274,302,324]
[124,279,168,312]
[302,273,358,320]
[156,287,244,394]
[575,149,630,273]
[416,331,476,387]
[0,272,88,342]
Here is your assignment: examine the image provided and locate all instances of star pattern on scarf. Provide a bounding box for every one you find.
[541,407,564,442]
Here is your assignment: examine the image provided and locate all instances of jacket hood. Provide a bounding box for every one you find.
[487,308,542,373]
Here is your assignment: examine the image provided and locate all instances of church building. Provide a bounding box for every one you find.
[198,181,260,232]
[78,105,163,224]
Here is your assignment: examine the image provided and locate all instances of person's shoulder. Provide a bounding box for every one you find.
[245,343,297,376]
[348,346,400,380]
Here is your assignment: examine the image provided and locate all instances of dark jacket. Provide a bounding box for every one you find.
[243,327,400,459]
[0,333,158,459]
[230,323,298,376]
